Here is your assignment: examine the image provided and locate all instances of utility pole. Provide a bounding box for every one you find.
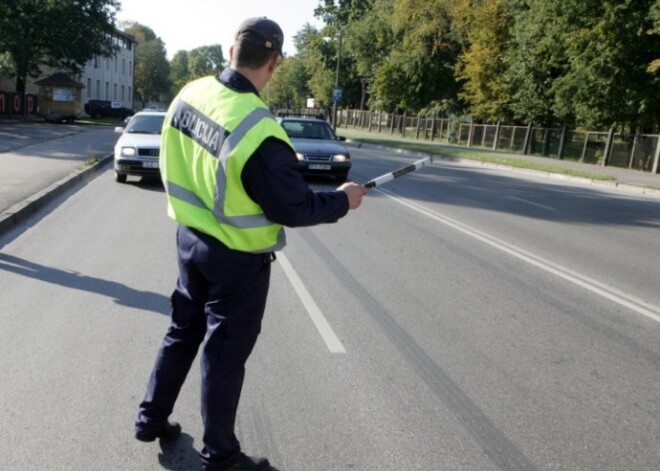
[332,30,342,132]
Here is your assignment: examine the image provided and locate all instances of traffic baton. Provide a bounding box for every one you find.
[364,157,433,188]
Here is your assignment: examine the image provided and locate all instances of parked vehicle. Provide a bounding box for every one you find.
[113,110,166,183]
[278,117,351,182]
[84,99,134,119]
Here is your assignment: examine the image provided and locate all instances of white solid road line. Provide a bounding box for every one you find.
[277,253,347,353]
[377,187,660,324]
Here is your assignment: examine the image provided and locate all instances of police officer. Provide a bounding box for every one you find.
[134,17,367,471]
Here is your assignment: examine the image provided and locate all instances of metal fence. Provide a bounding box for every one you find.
[336,109,660,174]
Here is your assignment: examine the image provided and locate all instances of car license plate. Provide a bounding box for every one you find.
[142,161,159,168]
[309,164,331,170]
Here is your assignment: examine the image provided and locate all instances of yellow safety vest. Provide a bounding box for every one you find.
[160,76,293,253]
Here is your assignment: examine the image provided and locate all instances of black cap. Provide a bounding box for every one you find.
[235,17,284,56]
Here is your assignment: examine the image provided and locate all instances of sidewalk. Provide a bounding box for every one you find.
[0,122,117,235]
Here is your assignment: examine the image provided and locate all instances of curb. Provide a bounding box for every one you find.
[0,154,113,236]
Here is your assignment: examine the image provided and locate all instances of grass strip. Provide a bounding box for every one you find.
[339,130,616,182]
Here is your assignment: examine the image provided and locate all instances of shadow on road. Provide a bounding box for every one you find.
[157,434,282,471]
[158,433,202,470]
[361,161,660,228]
[0,252,169,315]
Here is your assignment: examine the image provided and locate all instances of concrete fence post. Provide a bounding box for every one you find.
[603,127,615,167]
[493,121,501,151]
[652,136,660,174]
[523,123,533,155]
[558,125,568,160]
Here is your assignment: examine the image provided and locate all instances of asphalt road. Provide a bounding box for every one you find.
[0,146,659,471]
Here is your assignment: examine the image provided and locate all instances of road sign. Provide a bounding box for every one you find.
[332,87,343,103]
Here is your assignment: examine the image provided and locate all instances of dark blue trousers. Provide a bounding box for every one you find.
[136,225,272,469]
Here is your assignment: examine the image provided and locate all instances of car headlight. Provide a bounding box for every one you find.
[296,152,305,161]
[332,154,350,162]
[121,147,137,157]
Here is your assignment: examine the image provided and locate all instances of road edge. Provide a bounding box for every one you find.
[0,154,113,236]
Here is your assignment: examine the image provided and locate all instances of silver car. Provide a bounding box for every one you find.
[279,117,351,182]
[113,110,166,183]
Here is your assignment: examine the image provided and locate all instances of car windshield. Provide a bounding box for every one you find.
[126,115,165,134]
[282,120,335,140]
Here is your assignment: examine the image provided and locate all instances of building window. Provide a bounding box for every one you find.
[121,85,125,101]
[122,58,126,75]
[87,79,92,98]
[96,80,100,98]
[94,56,99,68]
[105,81,109,99]
[113,83,117,100]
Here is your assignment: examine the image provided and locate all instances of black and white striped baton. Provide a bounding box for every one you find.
[364,157,433,188]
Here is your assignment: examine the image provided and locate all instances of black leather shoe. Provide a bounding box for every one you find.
[135,421,182,442]
[224,453,270,470]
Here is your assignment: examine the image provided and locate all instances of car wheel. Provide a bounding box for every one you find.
[115,171,127,183]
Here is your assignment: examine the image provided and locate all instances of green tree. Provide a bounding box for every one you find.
[340,0,393,109]
[504,0,573,126]
[270,56,311,110]
[169,50,189,96]
[506,0,660,131]
[0,0,119,97]
[650,0,660,72]
[456,0,514,122]
[0,52,12,77]
[166,46,224,98]
[294,24,335,110]
[314,0,374,24]
[312,0,375,110]
[123,22,171,103]
[370,0,461,112]
[187,45,225,80]
[552,0,660,132]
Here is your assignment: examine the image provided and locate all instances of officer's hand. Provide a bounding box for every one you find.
[337,181,368,210]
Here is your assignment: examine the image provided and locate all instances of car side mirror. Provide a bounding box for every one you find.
[338,136,346,141]
[115,126,124,134]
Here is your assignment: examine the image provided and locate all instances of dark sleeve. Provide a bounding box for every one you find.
[241,137,350,227]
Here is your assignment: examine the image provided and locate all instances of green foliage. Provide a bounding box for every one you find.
[293,24,334,109]
[369,0,461,112]
[123,23,171,103]
[504,0,660,132]
[187,45,225,80]
[0,0,120,94]
[107,0,660,132]
[269,57,310,110]
[0,52,13,76]
[650,0,660,72]
[456,0,514,122]
[169,51,189,96]
[166,45,225,98]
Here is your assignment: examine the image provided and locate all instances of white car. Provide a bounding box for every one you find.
[113,110,166,183]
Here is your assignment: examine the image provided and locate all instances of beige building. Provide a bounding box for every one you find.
[79,31,137,114]
[0,30,136,117]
